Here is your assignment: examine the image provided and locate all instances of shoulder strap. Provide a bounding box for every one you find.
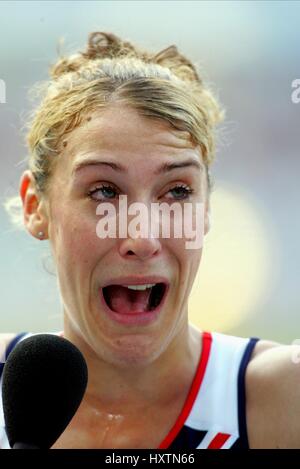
[231,336,260,449]
[0,333,28,379]
[180,332,260,449]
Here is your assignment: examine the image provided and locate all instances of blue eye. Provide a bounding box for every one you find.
[88,184,118,201]
[87,183,194,202]
[168,185,194,200]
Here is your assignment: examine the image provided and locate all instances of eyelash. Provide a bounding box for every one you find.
[87,183,194,201]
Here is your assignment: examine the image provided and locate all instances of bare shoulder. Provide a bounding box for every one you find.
[249,337,281,360]
[246,338,300,448]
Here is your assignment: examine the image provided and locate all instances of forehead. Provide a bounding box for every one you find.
[62,105,202,163]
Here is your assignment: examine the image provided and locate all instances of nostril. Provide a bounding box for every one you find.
[127,250,135,256]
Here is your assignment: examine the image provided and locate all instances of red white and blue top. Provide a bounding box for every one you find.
[0,330,259,449]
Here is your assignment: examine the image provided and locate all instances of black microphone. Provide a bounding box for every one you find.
[2,334,88,449]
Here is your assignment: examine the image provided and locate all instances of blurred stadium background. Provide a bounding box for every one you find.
[0,0,299,343]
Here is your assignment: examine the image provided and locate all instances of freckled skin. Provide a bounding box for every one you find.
[47,105,209,368]
[19,104,300,449]
[22,104,211,448]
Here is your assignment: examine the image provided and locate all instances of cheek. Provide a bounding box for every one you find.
[166,236,202,271]
[184,247,202,275]
[49,203,103,271]
[180,249,202,298]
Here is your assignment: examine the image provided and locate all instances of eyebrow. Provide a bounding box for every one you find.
[72,157,203,176]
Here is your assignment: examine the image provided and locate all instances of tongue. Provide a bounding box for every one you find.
[107,285,152,314]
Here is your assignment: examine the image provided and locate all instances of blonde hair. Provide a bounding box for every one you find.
[5,31,225,227]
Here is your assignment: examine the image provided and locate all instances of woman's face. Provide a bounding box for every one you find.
[44,105,210,367]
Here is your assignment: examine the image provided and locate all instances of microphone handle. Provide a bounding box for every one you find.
[13,442,40,449]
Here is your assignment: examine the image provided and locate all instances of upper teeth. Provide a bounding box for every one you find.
[123,283,156,291]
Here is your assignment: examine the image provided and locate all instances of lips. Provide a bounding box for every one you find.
[102,283,166,314]
[99,277,169,326]
[101,276,170,289]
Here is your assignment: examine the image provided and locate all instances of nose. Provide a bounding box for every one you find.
[118,233,162,261]
[116,197,163,261]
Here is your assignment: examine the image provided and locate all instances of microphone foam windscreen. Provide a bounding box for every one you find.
[2,334,88,449]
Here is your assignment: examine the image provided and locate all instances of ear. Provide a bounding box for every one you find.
[19,170,49,240]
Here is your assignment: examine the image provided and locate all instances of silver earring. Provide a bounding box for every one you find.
[38,231,44,239]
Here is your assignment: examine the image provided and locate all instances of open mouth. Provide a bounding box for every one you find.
[102,282,167,314]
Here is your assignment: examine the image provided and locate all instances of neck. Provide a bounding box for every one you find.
[63,317,202,414]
